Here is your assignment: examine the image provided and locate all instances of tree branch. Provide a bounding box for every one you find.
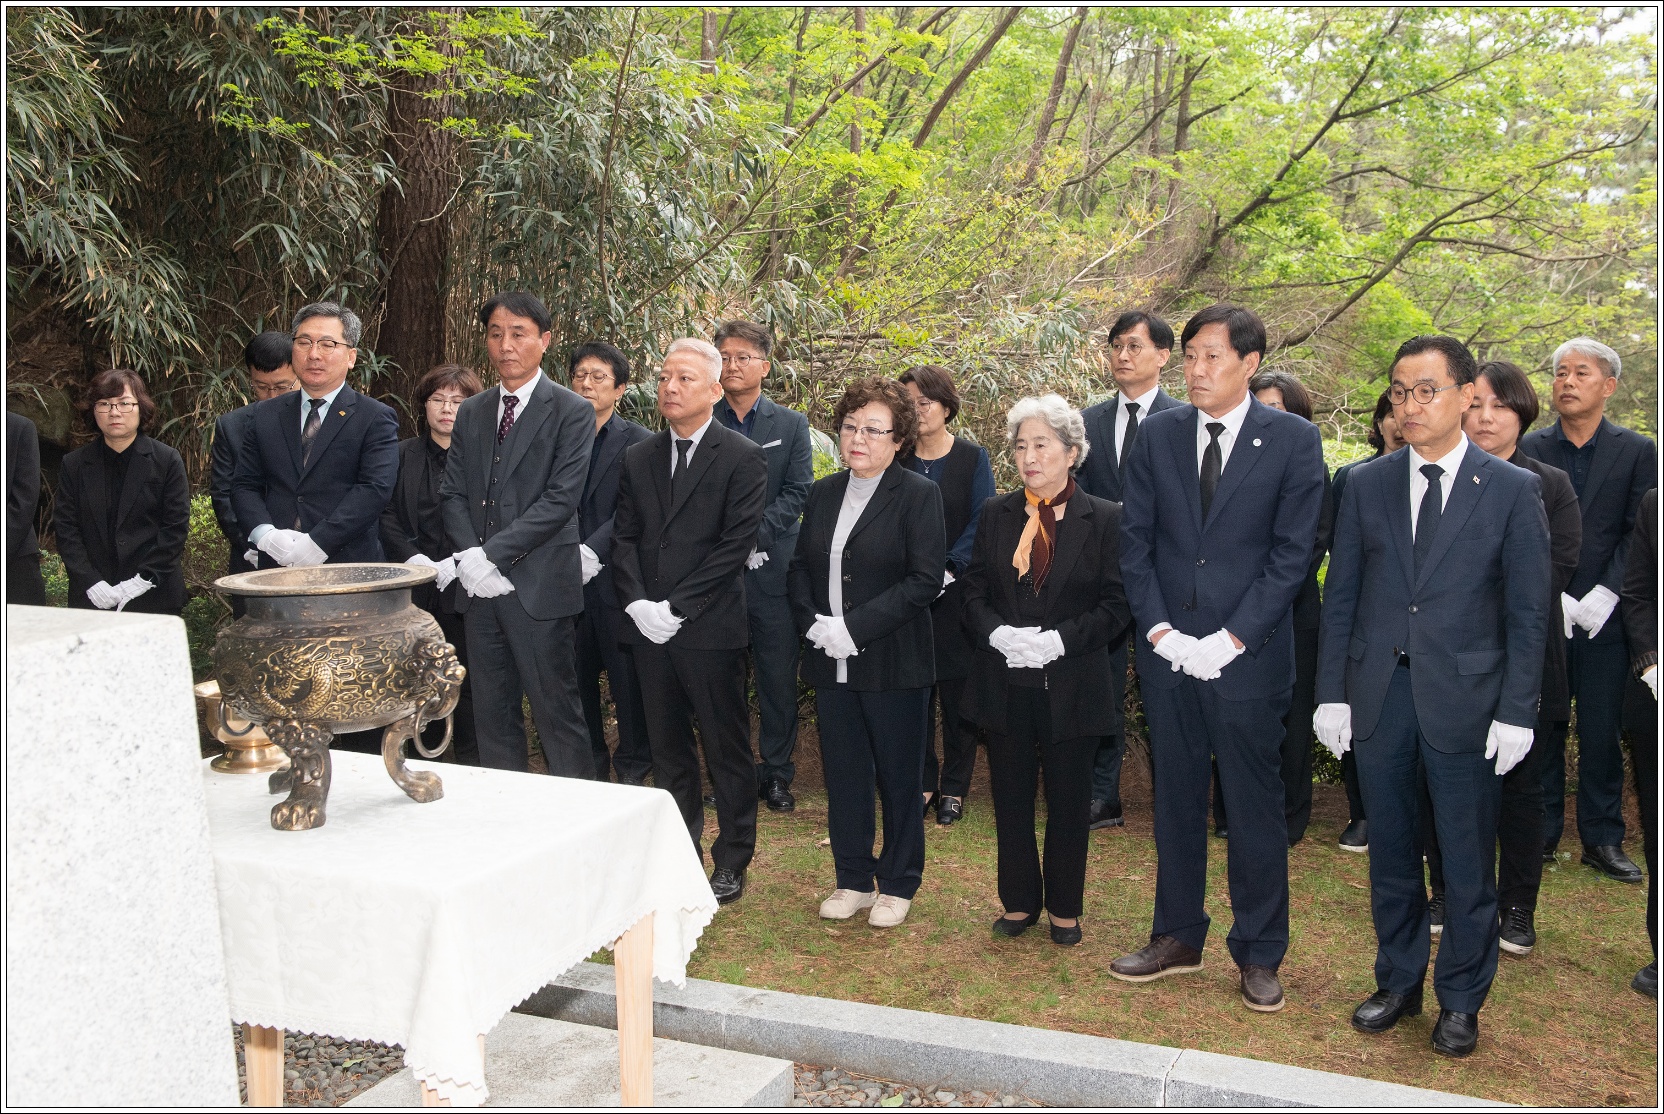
[596,7,641,317]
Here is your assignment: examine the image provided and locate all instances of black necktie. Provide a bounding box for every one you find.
[1200,421,1224,518]
[1413,463,1444,574]
[301,397,325,466]
[1120,402,1140,475]
[671,438,693,499]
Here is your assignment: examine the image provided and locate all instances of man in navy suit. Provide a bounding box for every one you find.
[1519,337,1656,882]
[568,341,654,783]
[713,320,814,812]
[1111,304,1325,1014]
[1076,310,1180,829]
[231,302,399,570]
[1317,335,1551,1058]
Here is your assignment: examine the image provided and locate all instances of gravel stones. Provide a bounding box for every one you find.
[231,1024,403,1107]
[792,1064,1041,1108]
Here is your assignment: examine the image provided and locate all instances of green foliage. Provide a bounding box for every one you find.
[40,551,67,608]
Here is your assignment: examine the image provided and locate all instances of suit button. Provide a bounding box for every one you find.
[488,500,495,506]
[659,541,669,549]
[842,574,852,582]
[1196,558,1206,566]
[480,500,487,507]
[491,477,498,483]
[1409,605,1419,614]
[494,456,501,464]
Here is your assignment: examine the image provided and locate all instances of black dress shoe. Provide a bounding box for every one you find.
[1338,818,1368,852]
[992,912,1039,938]
[1498,906,1536,956]
[1542,843,1558,864]
[1214,825,1229,840]
[1428,891,1445,936]
[1633,960,1658,999]
[1049,920,1082,946]
[1088,799,1124,830]
[760,777,796,812]
[936,795,964,825]
[1351,987,1423,1033]
[1582,843,1644,883]
[1431,1009,1479,1057]
[923,793,937,817]
[709,867,745,905]
[619,776,647,787]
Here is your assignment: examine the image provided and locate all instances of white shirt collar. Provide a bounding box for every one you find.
[1409,432,1470,479]
[302,381,346,408]
[1200,390,1254,440]
[502,369,543,406]
[1119,384,1160,417]
[674,414,715,449]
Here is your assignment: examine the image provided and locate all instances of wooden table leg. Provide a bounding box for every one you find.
[614,914,654,1107]
[243,1023,284,1106]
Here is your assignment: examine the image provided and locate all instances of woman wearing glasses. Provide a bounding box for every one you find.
[56,369,191,615]
[380,363,485,765]
[789,376,945,929]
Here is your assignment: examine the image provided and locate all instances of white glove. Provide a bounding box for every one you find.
[243,548,260,568]
[455,547,499,595]
[290,533,327,566]
[1182,629,1245,681]
[1313,703,1353,759]
[990,625,1042,669]
[113,574,154,611]
[938,569,955,599]
[1575,584,1619,639]
[406,555,457,592]
[1485,719,1534,776]
[86,580,121,609]
[1560,592,1580,640]
[811,614,859,660]
[256,527,306,566]
[470,567,515,598]
[580,544,603,585]
[1016,629,1065,667]
[1151,628,1202,673]
[746,549,769,571]
[625,599,683,644]
[1644,664,1658,701]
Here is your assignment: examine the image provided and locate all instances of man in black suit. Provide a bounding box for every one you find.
[713,320,814,812]
[1520,337,1657,882]
[1318,335,1551,1058]
[1111,304,1326,1015]
[231,302,399,570]
[1076,310,1180,829]
[613,338,769,904]
[7,410,46,605]
[210,331,298,613]
[568,341,654,783]
[441,292,596,777]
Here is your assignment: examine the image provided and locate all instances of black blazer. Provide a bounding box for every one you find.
[1076,388,1181,502]
[1622,487,1656,676]
[960,489,1132,742]
[580,411,653,611]
[230,384,400,564]
[55,434,191,615]
[1293,469,1335,633]
[787,463,946,691]
[209,402,258,560]
[612,420,769,650]
[715,394,814,597]
[7,411,41,563]
[1510,451,1581,719]
[380,436,459,616]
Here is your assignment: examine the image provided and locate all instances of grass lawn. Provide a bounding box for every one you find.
[668,746,1656,1107]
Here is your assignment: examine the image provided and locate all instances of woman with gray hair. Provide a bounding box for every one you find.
[961,394,1132,946]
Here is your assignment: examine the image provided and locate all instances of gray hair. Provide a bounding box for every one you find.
[292,301,363,348]
[1006,394,1090,470]
[1552,336,1622,379]
[664,337,723,384]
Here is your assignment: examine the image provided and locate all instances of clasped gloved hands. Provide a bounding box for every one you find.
[745,549,769,571]
[258,528,327,568]
[1564,585,1619,639]
[406,554,457,591]
[807,614,859,660]
[626,599,682,644]
[989,625,1041,668]
[456,547,514,598]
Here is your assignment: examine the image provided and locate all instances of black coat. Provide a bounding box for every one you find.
[1622,487,1656,675]
[579,411,654,611]
[961,489,1132,741]
[55,434,191,615]
[380,435,459,616]
[612,420,769,650]
[1510,451,1581,719]
[7,411,41,564]
[209,402,258,567]
[788,463,946,691]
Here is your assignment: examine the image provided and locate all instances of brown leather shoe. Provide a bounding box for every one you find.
[1240,964,1285,1012]
[1109,935,1203,983]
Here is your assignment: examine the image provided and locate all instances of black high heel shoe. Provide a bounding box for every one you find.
[992,912,1040,937]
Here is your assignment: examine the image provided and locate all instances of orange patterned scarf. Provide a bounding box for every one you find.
[1012,477,1076,591]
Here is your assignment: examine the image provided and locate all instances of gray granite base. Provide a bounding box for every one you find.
[520,963,1506,1108]
[345,1011,793,1107]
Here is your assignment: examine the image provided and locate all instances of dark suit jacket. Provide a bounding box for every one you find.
[209,402,258,564]
[716,394,813,597]
[1293,469,1335,633]
[1076,388,1180,502]
[787,463,945,691]
[1120,397,1327,700]
[55,434,191,614]
[7,411,41,563]
[1317,442,1552,749]
[1510,451,1581,719]
[1521,417,1657,645]
[580,411,653,610]
[380,435,459,616]
[612,419,769,649]
[1622,487,1656,675]
[230,384,399,564]
[441,373,595,621]
[961,489,1132,741]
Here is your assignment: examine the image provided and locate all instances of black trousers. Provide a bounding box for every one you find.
[817,684,929,899]
[748,585,802,785]
[1341,750,1367,823]
[464,597,591,777]
[1088,642,1130,807]
[1623,676,1657,957]
[7,553,45,606]
[986,686,1095,920]
[421,608,478,766]
[576,605,651,783]
[921,676,979,799]
[634,642,757,873]
[1212,627,1318,841]
[1144,676,1291,969]
[1545,638,1630,848]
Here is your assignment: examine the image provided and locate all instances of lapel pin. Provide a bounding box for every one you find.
[1473,475,1481,483]
[338,410,347,417]
[1252,438,1262,447]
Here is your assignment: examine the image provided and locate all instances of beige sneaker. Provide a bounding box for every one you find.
[868,894,912,928]
[819,888,877,920]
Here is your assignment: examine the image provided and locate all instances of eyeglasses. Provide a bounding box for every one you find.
[839,423,894,441]
[93,399,139,415]
[293,337,349,352]
[1388,382,1461,406]
[1108,341,1148,357]
[720,354,765,367]
[427,395,467,411]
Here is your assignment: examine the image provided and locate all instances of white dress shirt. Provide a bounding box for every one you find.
[1407,433,1469,541]
[1194,390,1254,475]
[495,369,544,431]
[668,415,715,479]
[297,382,347,435]
[827,472,882,684]
[1115,385,1160,465]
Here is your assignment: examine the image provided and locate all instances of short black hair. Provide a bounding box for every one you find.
[1106,310,1174,353]
[1391,335,1476,386]
[244,330,293,374]
[1180,303,1266,360]
[478,291,552,334]
[1367,388,1395,453]
[569,341,631,387]
[1476,359,1541,431]
[713,319,774,359]
[1248,370,1313,422]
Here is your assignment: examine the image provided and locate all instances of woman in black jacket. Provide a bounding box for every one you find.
[57,369,190,616]
[789,376,945,930]
[379,363,483,765]
[961,394,1131,946]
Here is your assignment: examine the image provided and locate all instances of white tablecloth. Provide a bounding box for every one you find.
[203,752,717,1104]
